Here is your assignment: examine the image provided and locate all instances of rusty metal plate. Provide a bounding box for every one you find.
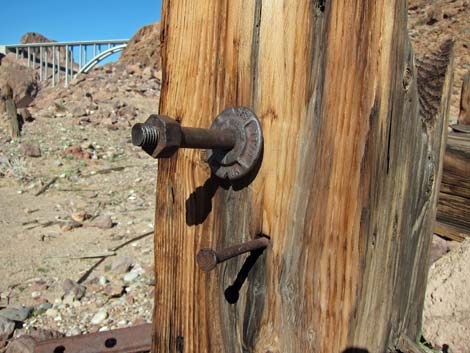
[206,107,263,180]
[34,324,151,353]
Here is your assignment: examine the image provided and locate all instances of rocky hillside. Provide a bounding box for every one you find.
[0,54,38,109]
[408,0,469,120]
[119,22,161,70]
[20,33,56,45]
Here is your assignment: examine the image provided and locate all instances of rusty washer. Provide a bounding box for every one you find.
[131,107,263,180]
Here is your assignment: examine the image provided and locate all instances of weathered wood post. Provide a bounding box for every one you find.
[150,1,453,352]
[459,72,470,126]
[2,84,20,138]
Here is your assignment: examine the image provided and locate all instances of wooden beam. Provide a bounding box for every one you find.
[434,221,467,242]
[152,1,454,352]
[437,132,470,232]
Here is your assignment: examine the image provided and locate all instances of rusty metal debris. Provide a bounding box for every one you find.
[131,107,263,180]
[197,236,269,272]
[32,324,151,353]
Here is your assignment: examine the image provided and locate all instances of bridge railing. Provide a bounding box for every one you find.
[1,39,128,87]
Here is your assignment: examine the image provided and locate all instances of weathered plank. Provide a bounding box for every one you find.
[437,132,470,233]
[434,221,467,242]
[459,72,470,125]
[153,1,453,352]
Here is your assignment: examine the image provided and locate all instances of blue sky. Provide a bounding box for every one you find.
[0,0,162,44]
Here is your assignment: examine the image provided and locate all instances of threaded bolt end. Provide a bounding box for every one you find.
[131,123,159,148]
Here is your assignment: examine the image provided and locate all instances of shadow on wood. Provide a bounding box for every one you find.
[185,175,222,226]
[224,236,269,304]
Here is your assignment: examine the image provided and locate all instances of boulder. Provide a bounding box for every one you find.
[119,22,161,69]
[423,239,470,353]
[20,32,73,69]
[0,55,38,109]
[0,317,15,343]
[0,306,32,322]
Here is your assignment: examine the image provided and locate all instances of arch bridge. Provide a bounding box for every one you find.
[0,39,128,87]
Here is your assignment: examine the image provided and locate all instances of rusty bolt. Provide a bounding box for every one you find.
[131,108,263,181]
[197,236,269,272]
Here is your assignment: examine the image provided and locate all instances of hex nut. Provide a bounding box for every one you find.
[145,115,182,158]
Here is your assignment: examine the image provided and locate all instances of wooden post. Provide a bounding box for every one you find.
[2,84,20,138]
[152,1,453,352]
[459,72,470,126]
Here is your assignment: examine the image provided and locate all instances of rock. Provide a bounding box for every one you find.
[104,284,125,298]
[63,145,91,160]
[92,215,113,229]
[123,271,139,282]
[90,309,108,325]
[36,303,52,311]
[84,277,102,294]
[98,276,108,286]
[45,309,58,318]
[67,327,81,336]
[119,21,161,69]
[0,306,32,322]
[30,328,63,341]
[60,221,82,232]
[117,105,137,118]
[142,67,153,80]
[113,100,126,109]
[70,106,87,117]
[21,144,41,158]
[430,235,450,263]
[0,55,38,111]
[71,211,91,223]
[126,64,142,76]
[18,109,33,122]
[20,32,53,45]
[5,336,36,353]
[79,116,91,124]
[62,279,86,300]
[425,6,442,25]
[111,257,134,273]
[0,317,15,342]
[423,239,470,353]
[30,291,41,299]
[30,280,48,292]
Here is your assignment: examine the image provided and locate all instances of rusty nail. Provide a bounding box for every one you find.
[197,236,269,272]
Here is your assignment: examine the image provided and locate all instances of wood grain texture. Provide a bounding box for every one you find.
[459,72,470,125]
[153,1,453,352]
[437,132,470,232]
[434,221,468,242]
[2,84,20,138]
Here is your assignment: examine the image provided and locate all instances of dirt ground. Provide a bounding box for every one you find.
[0,64,160,338]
